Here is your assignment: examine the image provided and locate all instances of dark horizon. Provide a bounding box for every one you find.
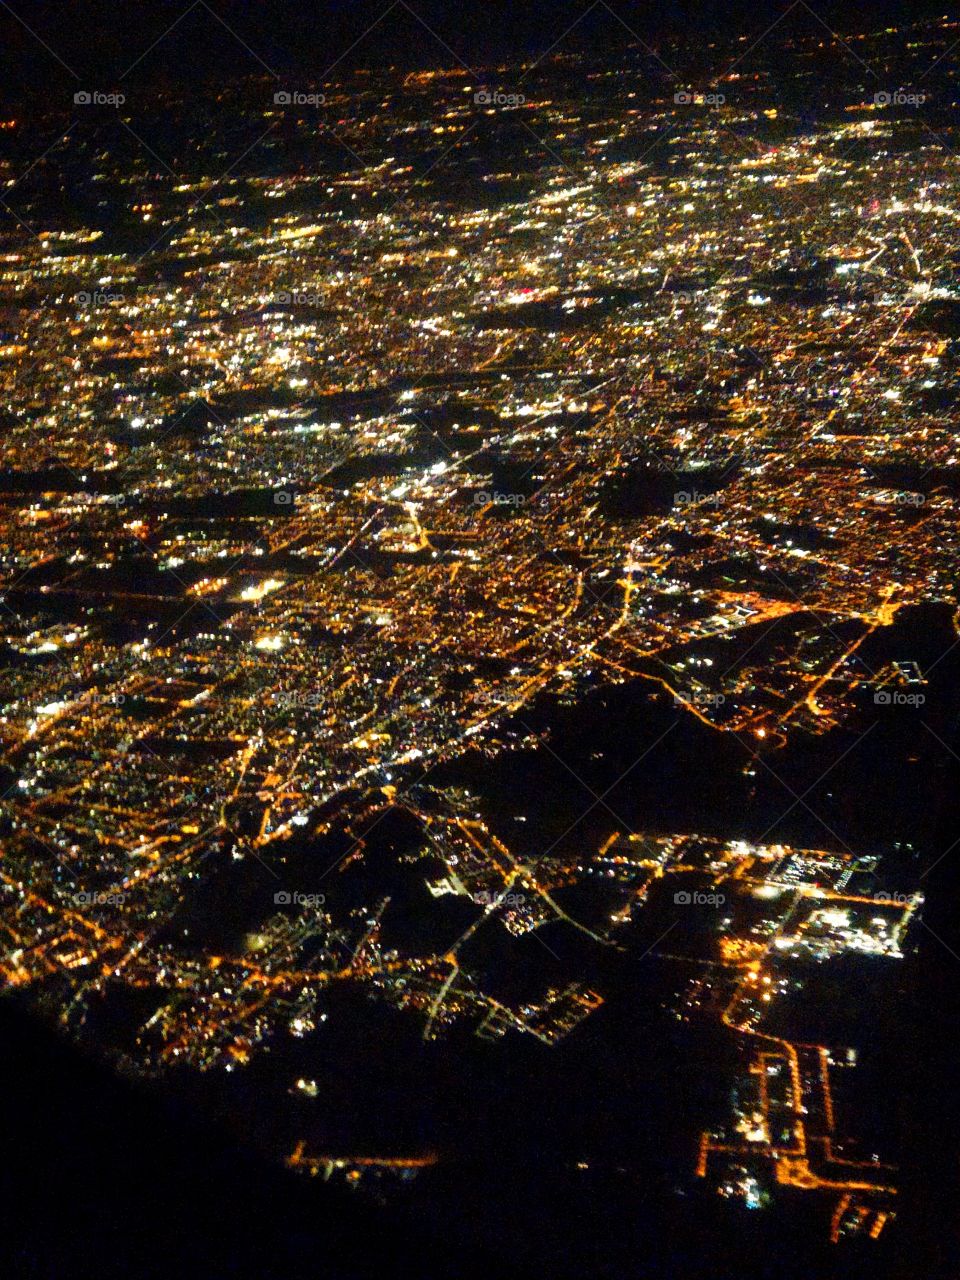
[0,0,954,93]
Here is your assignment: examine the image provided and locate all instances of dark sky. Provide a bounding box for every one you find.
[0,0,951,95]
